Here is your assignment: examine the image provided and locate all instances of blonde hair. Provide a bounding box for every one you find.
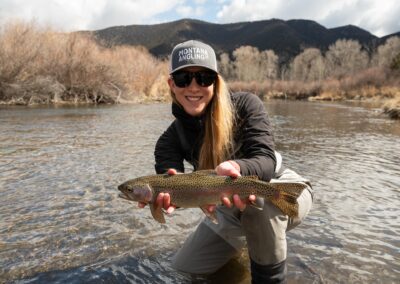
[198,75,234,169]
[170,75,235,169]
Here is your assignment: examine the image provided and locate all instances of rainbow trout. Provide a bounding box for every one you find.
[118,170,307,223]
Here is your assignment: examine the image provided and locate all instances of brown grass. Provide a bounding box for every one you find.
[229,68,400,119]
[0,21,170,105]
[0,21,399,119]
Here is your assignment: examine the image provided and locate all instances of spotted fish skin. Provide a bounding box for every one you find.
[118,170,307,223]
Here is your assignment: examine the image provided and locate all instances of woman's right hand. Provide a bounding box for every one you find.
[216,160,256,211]
[138,168,177,214]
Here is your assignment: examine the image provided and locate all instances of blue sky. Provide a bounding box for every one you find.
[0,0,399,37]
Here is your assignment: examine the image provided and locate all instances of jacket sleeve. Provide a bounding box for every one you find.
[154,121,185,174]
[233,93,276,181]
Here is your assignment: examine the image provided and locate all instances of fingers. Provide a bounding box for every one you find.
[167,168,178,175]
[231,194,257,211]
[221,196,232,208]
[156,192,164,209]
[249,194,256,203]
[163,193,170,210]
[151,192,175,214]
[215,161,241,178]
[206,204,216,213]
[233,194,246,211]
[163,192,176,214]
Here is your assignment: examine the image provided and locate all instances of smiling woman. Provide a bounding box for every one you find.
[136,39,314,283]
[169,68,216,116]
[166,40,234,169]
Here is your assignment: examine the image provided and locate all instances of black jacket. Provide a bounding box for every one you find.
[154,92,276,181]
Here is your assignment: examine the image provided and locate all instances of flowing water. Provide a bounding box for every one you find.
[0,100,399,283]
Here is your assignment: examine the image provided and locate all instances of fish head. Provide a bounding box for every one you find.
[118,180,153,203]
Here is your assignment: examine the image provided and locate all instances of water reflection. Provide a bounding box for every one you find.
[0,101,399,283]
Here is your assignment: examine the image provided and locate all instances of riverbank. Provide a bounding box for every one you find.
[1,81,399,120]
[1,22,399,119]
[228,80,400,120]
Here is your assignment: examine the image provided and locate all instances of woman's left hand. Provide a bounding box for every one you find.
[214,160,256,211]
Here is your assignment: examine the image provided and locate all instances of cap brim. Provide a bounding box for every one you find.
[170,64,218,74]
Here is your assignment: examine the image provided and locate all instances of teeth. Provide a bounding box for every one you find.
[186,96,201,101]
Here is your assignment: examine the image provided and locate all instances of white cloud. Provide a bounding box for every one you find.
[0,0,183,31]
[0,0,398,36]
[176,5,205,18]
[216,0,400,36]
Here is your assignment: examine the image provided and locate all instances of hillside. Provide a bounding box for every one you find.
[90,18,387,63]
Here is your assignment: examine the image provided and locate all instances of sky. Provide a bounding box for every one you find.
[0,0,399,37]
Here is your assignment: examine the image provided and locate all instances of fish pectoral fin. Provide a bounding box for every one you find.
[199,206,218,224]
[193,170,217,175]
[150,203,166,224]
[246,175,259,180]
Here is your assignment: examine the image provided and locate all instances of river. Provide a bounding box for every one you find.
[0,100,399,283]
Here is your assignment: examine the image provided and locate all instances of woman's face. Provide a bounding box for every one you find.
[168,67,215,117]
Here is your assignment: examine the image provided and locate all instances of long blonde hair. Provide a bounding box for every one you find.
[199,75,234,169]
[171,74,235,169]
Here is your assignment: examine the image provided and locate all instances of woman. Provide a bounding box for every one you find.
[139,40,313,283]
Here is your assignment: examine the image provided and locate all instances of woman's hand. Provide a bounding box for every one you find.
[138,168,177,214]
[215,160,256,211]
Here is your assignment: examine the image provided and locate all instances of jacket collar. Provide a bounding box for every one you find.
[172,103,205,130]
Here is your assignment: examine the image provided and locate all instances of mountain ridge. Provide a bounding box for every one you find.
[90,18,398,63]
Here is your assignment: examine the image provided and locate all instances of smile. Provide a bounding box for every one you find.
[185,96,202,102]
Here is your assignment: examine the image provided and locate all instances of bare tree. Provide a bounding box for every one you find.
[290,48,325,81]
[218,52,234,80]
[325,39,369,78]
[233,46,259,81]
[260,50,279,80]
[232,46,278,82]
[0,21,44,84]
[391,52,400,70]
[372,36,400,68]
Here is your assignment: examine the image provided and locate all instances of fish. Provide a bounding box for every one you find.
[118,170,308,223]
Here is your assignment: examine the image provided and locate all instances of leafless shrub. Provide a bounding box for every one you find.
[325,39,369,79]
[0,21,169,105]
[232,46,278,82]
[290,48,326,81]
[0,21,46,84]
[372,36,400,68]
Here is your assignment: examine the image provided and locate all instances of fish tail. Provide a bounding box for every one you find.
[269,183,305,217]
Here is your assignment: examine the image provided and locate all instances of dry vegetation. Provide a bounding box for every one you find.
[223,39,400,119]
[0,21,399,118]
[0,21,169,105]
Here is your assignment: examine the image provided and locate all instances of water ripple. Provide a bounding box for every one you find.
[0,101,399,283]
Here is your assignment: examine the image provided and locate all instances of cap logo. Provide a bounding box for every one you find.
[170,40,218,74]
[178,47,209,62]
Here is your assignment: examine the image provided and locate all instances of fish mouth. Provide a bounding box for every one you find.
[118,192,130,200]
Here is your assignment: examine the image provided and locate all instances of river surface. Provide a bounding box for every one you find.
[0,100,399,283]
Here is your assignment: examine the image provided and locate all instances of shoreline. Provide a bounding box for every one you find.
[1,91,399,120]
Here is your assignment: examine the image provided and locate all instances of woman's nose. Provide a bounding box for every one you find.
[187,76,200,90]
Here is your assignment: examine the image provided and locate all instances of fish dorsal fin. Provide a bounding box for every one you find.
[245,175,259,180]
[193,170,217,175]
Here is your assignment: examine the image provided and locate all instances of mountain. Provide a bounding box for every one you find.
[91,18,394,64]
